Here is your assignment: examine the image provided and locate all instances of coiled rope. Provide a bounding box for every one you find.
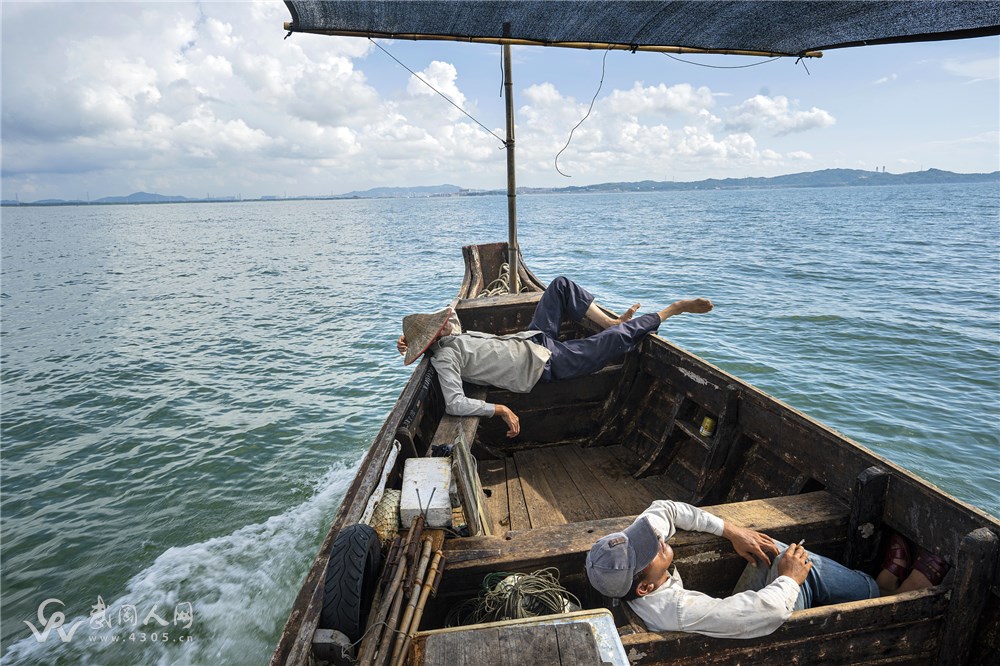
[477,262,529,298]
[444,568,580,627]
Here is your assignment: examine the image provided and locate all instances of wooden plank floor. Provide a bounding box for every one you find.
[479,444,687,533]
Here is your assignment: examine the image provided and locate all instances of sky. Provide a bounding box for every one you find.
[1,1,998,202]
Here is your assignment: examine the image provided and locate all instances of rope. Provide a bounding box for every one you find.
[444,568,580,627]
[341,620,407,663]
[554,47,612,178]
[368,38,508,147]
[477,262,528,298]
[663,52,781,69]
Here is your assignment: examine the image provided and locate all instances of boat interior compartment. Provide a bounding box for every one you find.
[277,243,1000,666]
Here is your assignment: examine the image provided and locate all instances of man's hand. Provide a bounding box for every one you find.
[494,404,520,438]
[723,522,780,567]
[777,542,813,585]
[396,335,407,356]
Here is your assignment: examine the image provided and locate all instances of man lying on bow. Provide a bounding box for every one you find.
[397,276,712,438]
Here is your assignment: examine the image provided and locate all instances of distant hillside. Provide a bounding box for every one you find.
[95,192,192,204]
[528,168,999,195]
[333,184,463,199]
[3,170,996,207]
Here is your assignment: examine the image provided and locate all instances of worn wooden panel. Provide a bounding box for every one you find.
[640,348,727,414]
[498,624,560,666]
[554,622,603,664]
[737,393,862,499]
[620,586,947,664]
[477,400,603,447]
[441,492,848,595]
[726,438,810,502]
[845,466,890,572]
[512,450,567,528]
[663,439,710,492]
[478,458,510,535]
[939,528,1000,665]
[551,445,626,519]
[504,457,531,532]
[422,626,500,664]
[580,445,657,515]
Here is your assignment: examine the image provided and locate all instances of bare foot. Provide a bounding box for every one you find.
[615,303,641,325]
[677,298,714,314]
[658,298,714,322]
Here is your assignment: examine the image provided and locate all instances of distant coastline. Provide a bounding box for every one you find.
[3,167,997,207]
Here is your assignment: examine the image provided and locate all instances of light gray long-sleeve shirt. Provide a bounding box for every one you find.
[428,313,551,417]
[628,501,801,639]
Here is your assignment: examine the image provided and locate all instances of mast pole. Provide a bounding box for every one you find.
[502,24,519,294]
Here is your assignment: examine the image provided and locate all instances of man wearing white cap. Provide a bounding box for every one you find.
[398,276,712,438]
[586,500,888,638]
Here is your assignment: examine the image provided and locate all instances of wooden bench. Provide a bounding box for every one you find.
[620,586,948,664]
[441,491,849,596]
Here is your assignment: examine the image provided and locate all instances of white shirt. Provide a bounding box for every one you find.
[429,313,551,417]
[628,501,801,639]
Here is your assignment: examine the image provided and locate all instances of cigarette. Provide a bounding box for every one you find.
[797,539,806,546]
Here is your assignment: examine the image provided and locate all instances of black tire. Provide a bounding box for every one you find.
[319,524,383,642]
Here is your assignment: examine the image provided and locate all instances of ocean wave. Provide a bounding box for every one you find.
[3,464,353,666]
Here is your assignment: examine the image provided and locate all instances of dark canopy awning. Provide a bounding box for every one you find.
[284,1,1000,57]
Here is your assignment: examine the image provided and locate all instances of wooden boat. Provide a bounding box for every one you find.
[273,3,1000,665]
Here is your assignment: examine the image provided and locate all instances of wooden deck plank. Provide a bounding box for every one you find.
[553,444,626,520]
[504,457,531,532]
[637,471,692,504]
[555,623,603,665]
[512,450,567,528]
[581,445,657,515]
[478,457,510,535]
[518,447,598,524]
[498,625,560,666]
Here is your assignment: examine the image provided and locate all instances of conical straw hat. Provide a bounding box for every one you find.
[402,307,453,366]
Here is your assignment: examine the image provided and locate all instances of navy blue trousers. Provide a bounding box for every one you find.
[529,277,661,383]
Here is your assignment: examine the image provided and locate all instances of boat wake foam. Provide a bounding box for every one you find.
[4,464,354,666]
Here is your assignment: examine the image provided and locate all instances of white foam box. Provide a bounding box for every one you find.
[399,457,453,528]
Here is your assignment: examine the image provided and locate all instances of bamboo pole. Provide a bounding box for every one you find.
[390,550,445,666]
[375,579,408,666]
[388,538,434,665]
[358,516,422,663]
[281,25,824,59]
[502,26,520,295]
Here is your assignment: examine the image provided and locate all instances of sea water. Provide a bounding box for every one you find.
[2,183,998,664]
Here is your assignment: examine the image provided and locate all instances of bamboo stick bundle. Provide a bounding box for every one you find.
[388,538,434,665]
[374,575,408,666]
[356,558,407,665]
[357,515,422,663]
[390,550,446,666]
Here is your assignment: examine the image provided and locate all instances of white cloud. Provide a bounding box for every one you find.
[726,95,835,135]
[873,73,898,85]
[942,57,999,82]
[607,82,715,117]
[12,1,991,198]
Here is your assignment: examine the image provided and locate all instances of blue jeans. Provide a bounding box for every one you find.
[732,541,879,610]
[529,277,661,383]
